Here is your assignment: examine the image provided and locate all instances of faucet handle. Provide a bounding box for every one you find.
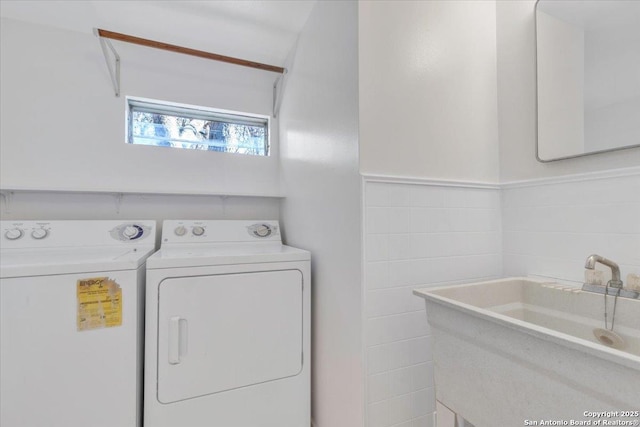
[626,274,640,292]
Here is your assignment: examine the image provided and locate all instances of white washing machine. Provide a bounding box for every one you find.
[144,220,310,427]
[0,220,156,427]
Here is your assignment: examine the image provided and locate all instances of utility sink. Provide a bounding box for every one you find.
[413,277,640,426]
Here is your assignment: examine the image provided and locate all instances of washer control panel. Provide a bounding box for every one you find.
[162,220,281,244]
[1,220,156,248]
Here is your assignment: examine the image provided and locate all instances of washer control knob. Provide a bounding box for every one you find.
[192,226,205,236]
[122,226,139,239]
[5,228,24,240]
[109,223,148,242]
[254,224,272,237]
[31,228,49,240]
[174,226,187,236]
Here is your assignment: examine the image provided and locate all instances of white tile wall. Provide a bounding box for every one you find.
[363,181,502,427]
[502,173,640,283]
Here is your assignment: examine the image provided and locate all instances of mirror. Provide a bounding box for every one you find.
[535,0,640,162]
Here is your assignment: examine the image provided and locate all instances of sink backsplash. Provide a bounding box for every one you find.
[502,170,640,284]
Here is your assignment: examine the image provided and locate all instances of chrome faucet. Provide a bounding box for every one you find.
[585,254,623,288]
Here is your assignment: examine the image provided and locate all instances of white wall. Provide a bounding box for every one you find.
[496,0,640,181]
[536,10,585,160]
[358,2,503,424]
[364,180,502,427]
[278,2,362,427]
[358,2,504,425]
[0,17,279,196]
[359,0,499,183]
[503,169,640,284]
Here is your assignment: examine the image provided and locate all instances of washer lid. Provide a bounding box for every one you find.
[0,246,156,278]
[146,243,310,269]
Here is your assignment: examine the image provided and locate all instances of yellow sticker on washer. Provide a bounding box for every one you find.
[77,277,122,331]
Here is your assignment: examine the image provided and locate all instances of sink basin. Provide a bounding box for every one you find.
[413,277,640,426]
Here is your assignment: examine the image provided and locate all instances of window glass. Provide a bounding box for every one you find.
[127,98,269,156]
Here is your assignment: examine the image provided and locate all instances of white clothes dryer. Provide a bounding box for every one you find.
[144,220,310,427]
[0,220,156,427]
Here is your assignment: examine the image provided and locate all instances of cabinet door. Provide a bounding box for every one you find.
[157,270,303,403]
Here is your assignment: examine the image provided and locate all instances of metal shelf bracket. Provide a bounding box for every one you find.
[0,190,14,215]
[114,192,124,214]
[272,69,287,118]
[94,28,121,97]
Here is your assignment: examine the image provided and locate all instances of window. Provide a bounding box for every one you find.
[127,97,269,156]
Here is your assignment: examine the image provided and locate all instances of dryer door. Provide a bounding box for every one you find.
[156,269,303,403]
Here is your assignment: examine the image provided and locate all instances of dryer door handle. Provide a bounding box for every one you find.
[168,316,188,365]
